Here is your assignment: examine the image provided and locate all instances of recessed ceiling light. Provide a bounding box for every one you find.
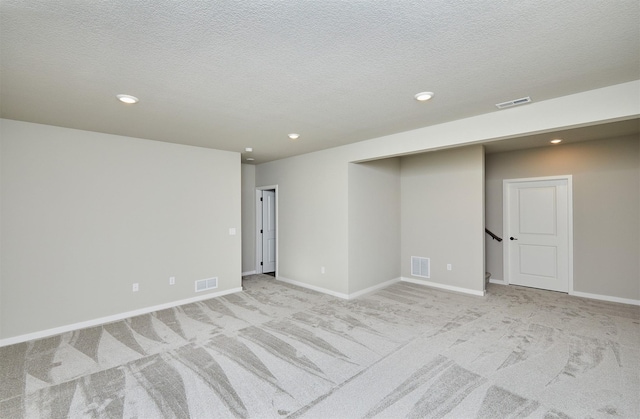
[414,92,434,102]
[550,139,563,144]
[246,157,255,161]
[245,147,253,152]
[288,133,300,140]
[116,94,139,104]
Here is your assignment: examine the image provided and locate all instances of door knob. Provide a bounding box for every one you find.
[510,236,518,240]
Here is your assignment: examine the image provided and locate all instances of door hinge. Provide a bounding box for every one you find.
[260,262,263,266]
[260,197,263,201]
[260,229,263,233]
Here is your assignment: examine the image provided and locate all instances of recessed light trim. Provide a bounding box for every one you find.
[414,92,434,102]
[288,133,300,140]
[550,139,563,144]
[116,94,139,104]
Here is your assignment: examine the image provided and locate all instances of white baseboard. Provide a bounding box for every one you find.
[348,277,401,299]
[401,277,485,297]
[570,290,640,306]
[242,270,257,276]
[488,279,638,306]
[0,287,243,348]
[276,276,400,300]
[276,276,350,299]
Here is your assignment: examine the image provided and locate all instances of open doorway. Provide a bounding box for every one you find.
[255,186,277,276]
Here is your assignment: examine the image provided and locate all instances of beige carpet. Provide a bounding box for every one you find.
[1,274,639,418]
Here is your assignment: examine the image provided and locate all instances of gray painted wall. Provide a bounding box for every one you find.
[348,158,401,293]
[485,135,640,299]
[401,146,485,292]
[255,145,486,296]
[1,120,242,339]
[1,82,636,340]
[256,147,350,294]
[253,83,637,298]
[241,164,256,274]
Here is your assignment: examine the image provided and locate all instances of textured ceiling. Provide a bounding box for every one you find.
[1,1,639,163]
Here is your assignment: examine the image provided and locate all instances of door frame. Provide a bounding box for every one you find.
[503,175,574,292]
[255,185,278,275]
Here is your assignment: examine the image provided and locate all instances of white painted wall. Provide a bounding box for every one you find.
[485,135,640,300]
[241,164,256,274]
[400,146,485,293]
[348,158,401,293]
[0,120,242,340]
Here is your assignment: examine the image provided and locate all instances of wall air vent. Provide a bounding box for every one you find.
[411,257,430,278]
[195,277,218,292]
[495,96,532,109]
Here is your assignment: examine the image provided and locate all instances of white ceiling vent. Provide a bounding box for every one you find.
[195,277,218,292]
[411,257,430,278]
[495,96,532,109]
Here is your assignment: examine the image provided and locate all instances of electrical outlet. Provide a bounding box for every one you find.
[132,283,139,292]
[447,264,452,271]
[169,276,175,285]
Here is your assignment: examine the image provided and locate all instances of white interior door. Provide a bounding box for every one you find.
[261,190,276,273]
[504,177,571,292]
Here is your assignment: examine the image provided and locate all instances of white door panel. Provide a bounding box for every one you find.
[519,245,557,278]
[519,187,556,234]
[505,178,571,292]
[261,190,276,273]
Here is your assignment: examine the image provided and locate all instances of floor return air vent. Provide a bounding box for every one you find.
[411,256,430,278]
[195,277,218,292]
